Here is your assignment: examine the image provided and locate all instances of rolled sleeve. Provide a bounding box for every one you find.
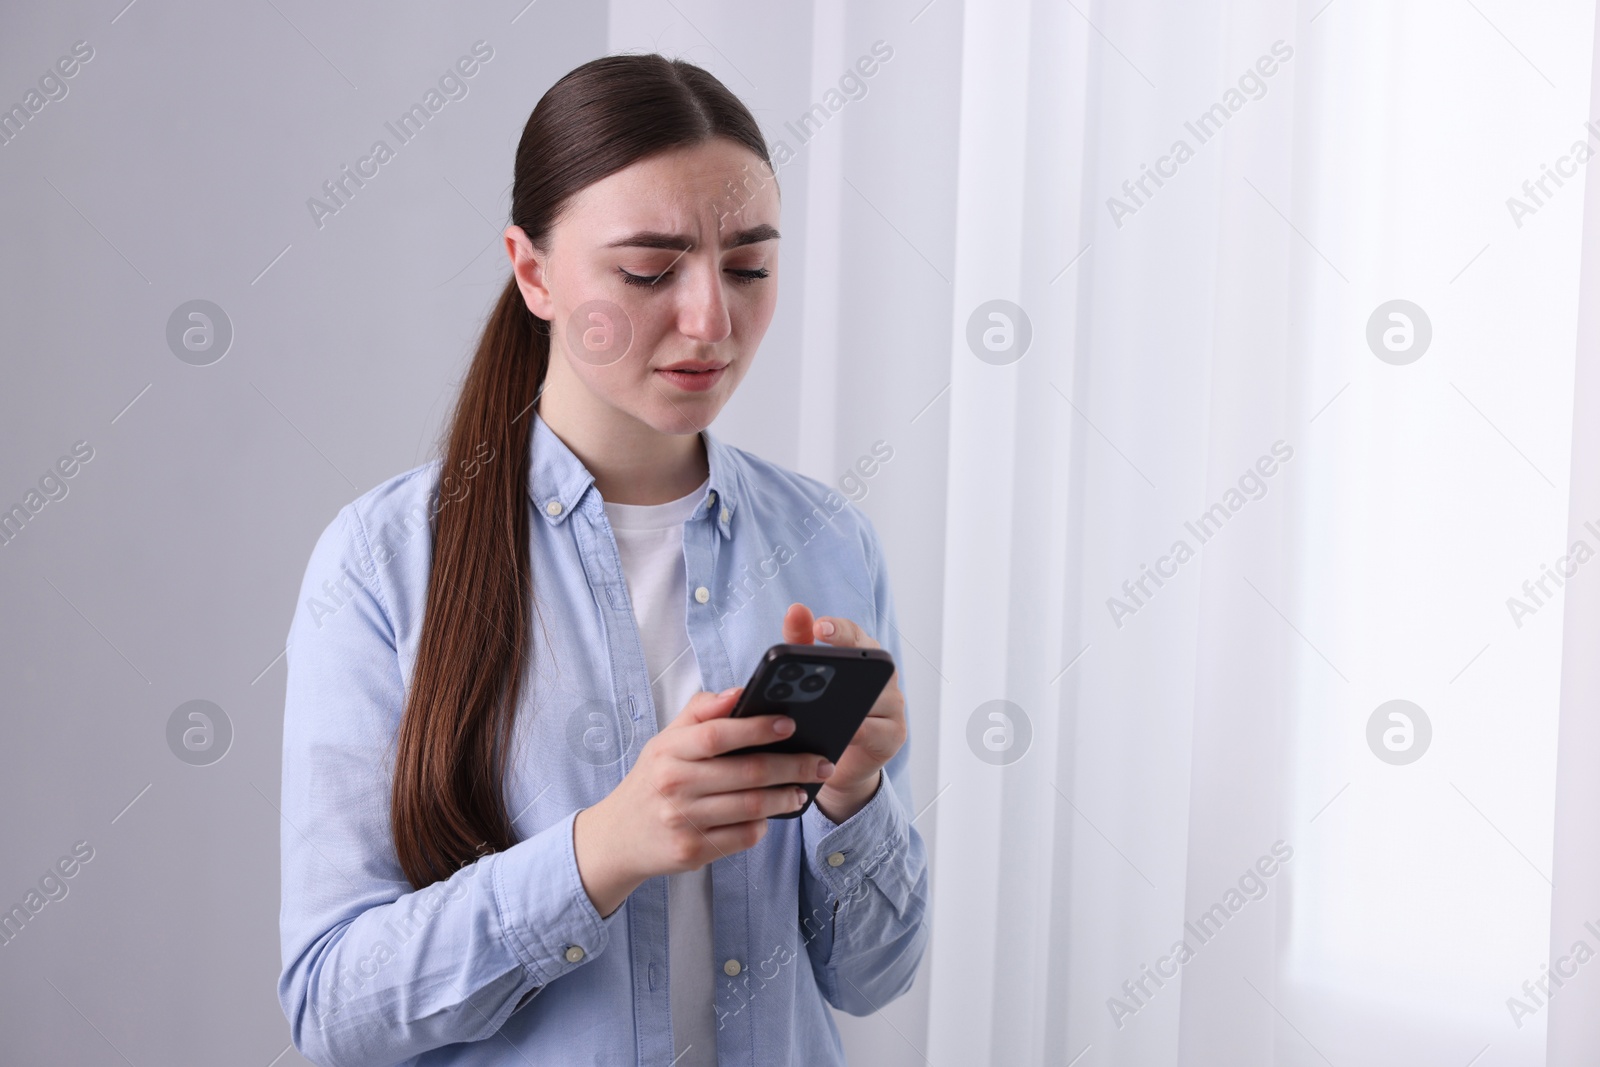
[491,808,625,990]
[800,771,917,921]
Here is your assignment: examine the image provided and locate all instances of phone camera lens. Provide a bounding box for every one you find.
[798,674,826,693]
[768,682,795,701]
[777,662,805,682]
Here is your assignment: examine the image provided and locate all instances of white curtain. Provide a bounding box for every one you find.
[611,2,1598,1064]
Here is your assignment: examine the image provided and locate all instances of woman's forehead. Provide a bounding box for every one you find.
[565,143,779,223]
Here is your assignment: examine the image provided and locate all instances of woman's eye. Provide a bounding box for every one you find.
[617,267,666,287]
[615,266,769,288]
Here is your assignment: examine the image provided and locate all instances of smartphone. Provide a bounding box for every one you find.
[724,642,896,819]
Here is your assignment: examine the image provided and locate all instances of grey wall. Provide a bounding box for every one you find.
[0,1,951,1064]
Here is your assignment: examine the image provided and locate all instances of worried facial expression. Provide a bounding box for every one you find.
[507,137,782,435]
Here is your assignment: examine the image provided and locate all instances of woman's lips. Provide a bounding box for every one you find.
[653,366,726,392]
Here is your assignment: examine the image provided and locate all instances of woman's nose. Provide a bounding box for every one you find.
[677,264,732,343]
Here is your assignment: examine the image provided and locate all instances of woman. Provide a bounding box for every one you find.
[277,53,928,1066]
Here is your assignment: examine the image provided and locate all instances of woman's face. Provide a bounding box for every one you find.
[507,137,781,436]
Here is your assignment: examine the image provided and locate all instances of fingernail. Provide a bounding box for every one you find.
[817,620,835,637]
[774,717,795,734]
[818,759,835,777]
[719,686,740,698]
[793,788,808,807]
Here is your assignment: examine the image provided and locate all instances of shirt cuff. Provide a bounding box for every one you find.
[491,807,626,990]
[800,770,917,919]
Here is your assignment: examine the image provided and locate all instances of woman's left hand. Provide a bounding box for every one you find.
[780,602,906,824]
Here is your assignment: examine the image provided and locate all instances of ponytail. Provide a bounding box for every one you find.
[391,277,547,888]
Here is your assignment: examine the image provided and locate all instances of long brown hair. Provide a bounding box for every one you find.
[391,54,776,889]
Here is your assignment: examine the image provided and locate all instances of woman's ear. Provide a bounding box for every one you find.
[505,225,555,319]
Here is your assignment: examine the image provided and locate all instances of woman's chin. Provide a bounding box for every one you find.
[634,390,726,431]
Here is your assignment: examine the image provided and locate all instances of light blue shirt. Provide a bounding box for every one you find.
[276,410,929,1066]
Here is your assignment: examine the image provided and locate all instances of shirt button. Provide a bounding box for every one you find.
[564,945,585,963]
[719,507,730,523]
[826,851,846,867]
[545,500,563,517]
[723,959,741,976]
[694,586,710,604]
[707,491,717,509]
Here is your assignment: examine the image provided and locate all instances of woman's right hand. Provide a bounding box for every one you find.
[571,687,837,917]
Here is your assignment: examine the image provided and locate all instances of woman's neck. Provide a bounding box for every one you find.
[535,390,709,506]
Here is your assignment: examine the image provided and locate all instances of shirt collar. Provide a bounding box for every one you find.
[527,407,739,539]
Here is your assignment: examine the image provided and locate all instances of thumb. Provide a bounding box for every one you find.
[782,602,815,645]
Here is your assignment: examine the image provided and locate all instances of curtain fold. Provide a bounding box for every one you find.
[926,0,1058,1061]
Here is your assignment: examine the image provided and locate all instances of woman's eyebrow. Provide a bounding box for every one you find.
[605,223,781,251]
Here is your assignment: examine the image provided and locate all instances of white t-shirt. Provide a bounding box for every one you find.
[602,477,716,1067]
